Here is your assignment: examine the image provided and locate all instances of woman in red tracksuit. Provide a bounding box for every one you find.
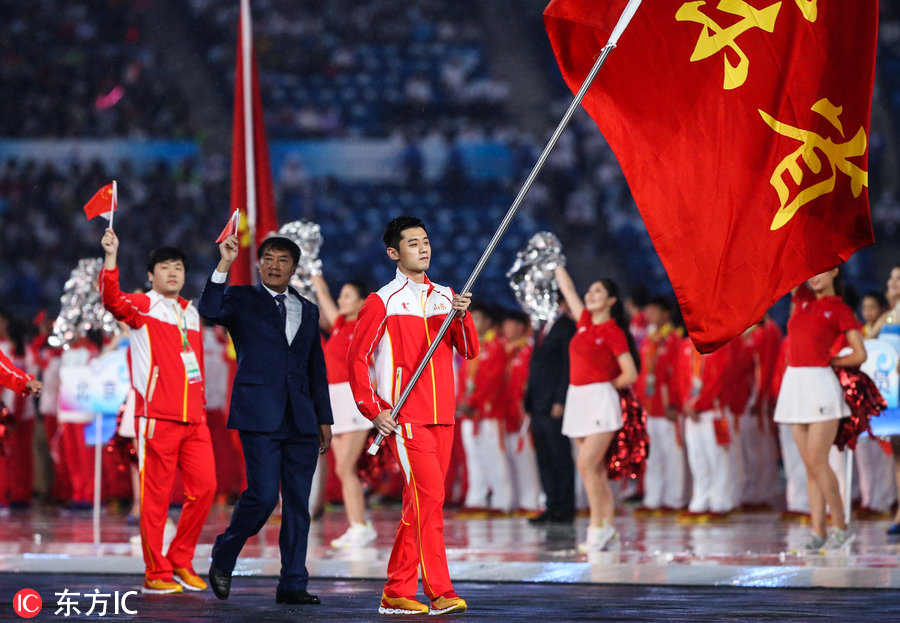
[774,269,865,552]
[554,265,638,553]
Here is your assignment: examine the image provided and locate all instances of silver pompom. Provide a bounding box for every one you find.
[507,232,566,328]
[49,258,120,348]
[277,220,323,303]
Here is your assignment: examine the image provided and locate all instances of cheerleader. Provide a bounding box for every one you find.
[312,274,377,548]
[554,266,638,552]
[774,268,865,551]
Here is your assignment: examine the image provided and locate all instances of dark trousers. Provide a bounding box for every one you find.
[211,410,319,592]
[530,414,575,521]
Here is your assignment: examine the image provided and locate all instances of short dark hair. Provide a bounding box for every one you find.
[503,309,529,326]
[344,279,370,300]
[383,216,426,250]
[257,236,300,266]
[646,296,672,314]
[147,246,188,273]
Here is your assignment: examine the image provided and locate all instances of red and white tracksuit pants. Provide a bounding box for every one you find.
[385,423,454,601]
[137,417,216,581]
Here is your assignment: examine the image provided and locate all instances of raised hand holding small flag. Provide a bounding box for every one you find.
[83,181,118,227]
[216,209,241,243]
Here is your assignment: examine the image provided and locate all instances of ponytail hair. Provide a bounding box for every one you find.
[600,278,641,374]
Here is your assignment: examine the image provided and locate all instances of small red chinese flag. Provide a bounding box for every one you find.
[82,183,117,220]
[216,209,241,243]
[545,0,878,351]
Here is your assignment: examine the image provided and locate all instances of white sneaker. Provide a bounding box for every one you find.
[330,521,377,549]
[578,524,617,553]
[823,527,855,551]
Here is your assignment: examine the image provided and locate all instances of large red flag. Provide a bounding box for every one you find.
[545,0,878,351]
[230,1,278,285]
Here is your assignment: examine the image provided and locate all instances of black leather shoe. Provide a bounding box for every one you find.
[208,562,232,600]
[528,511,551,525]
[275,590,321,605]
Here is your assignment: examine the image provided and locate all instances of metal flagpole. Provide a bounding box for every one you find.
[93,413,102,546]
[240,0,258,280]
[109,180,117,230]
[367,0,644,455]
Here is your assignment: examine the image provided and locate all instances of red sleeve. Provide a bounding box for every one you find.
[836,303,860,333]
[696,347,730,409]
[448,293,480,360]
[347,294,391,420]
[100,267,148,328]
[0,349,33,395]
[608,325,629,357]
[465,339,507,414]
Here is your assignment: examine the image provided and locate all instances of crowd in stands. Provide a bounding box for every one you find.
[185,0,508,138]
[0,0,193,138]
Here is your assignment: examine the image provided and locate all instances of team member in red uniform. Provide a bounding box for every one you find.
[554,265,638,552]
[459,302,513,513]
[741,322,781,509]
[634,297,686,513]
[311,273,376,548]
[0,335,42,513]
[677,338,734,518]
[0,321,38,509]
[775,269,865,551]
[501,310,541,512]
[348,216,477,616]
[100,228,216,594]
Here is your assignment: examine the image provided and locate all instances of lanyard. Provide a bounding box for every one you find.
[168,300,191,352]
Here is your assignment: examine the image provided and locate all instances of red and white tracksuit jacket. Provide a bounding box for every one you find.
[348,268,478,600]
[101,267,206,424]
[348,268,478,425]
[101,267,215,583]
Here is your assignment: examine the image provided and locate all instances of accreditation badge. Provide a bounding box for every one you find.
[181,350,203,384]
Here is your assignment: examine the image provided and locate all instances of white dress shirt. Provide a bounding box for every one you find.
[211,270,302,342]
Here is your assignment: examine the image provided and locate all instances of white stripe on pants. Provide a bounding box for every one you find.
[643,416,688,509]
[684,410,734,513]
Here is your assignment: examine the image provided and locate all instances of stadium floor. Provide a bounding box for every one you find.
[2,505,900,620]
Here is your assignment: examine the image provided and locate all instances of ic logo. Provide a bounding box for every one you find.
[13,589,42,618]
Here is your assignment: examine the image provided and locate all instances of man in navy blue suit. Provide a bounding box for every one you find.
[199,234,333,606]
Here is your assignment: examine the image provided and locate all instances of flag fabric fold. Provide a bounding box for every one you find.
[544,0,878,351]
[82,183,117,221]
[229,2,278,285]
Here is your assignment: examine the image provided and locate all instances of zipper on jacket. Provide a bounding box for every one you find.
[420,291,438,424]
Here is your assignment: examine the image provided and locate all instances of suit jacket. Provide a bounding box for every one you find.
[524,314,576,418]
[198,279,333,435]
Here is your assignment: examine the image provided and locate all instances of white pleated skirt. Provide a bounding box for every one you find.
[328,381,374,435]
[562,382,623,438]
[773,366,849,424]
